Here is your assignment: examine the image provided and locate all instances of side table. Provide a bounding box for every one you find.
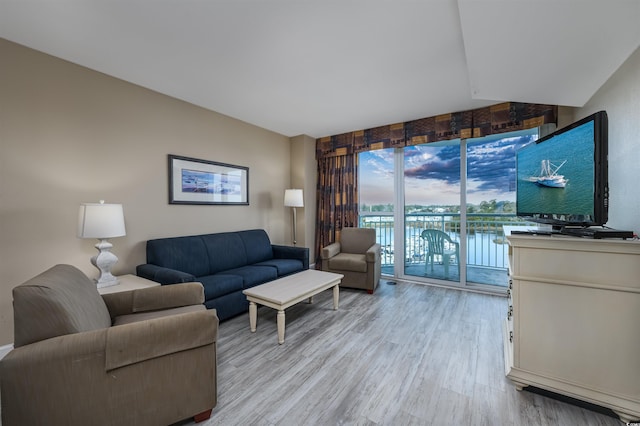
[97,274,160,295]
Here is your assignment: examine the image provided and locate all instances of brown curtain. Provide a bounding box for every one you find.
[314,102,557,266]
[315,143,358,266]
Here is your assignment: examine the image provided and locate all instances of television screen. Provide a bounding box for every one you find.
[516,111,608,228]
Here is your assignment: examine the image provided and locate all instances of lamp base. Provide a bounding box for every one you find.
[95,276,120,288]
[91,239,120,288]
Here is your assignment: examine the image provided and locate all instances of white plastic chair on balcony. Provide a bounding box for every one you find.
[420,229,460,278]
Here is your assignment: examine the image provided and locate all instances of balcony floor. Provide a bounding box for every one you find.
[383,263,508,287]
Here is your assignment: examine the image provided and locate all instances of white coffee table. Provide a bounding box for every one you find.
[242,269,344,344]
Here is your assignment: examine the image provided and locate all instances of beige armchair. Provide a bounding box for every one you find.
[0,264,218,426]
[321,227,381,293]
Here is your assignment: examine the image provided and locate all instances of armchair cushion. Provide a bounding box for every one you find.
[327,253,368,273]
[106,309,217,371]
[12,264,112,347]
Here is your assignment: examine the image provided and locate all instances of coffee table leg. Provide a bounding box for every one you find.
[333,284,339,310]
[277,310,285,344]
[249,301,257,332]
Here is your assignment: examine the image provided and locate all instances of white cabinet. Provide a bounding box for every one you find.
[504,234,640,423]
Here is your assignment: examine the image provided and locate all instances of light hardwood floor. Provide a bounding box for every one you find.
[182,281,623,426]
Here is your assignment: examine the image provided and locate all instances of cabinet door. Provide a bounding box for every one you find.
[516,278,640,397]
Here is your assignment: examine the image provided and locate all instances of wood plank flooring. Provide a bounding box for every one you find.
[181,281,623,426]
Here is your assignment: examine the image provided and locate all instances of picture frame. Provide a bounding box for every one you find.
[168,154,249,205]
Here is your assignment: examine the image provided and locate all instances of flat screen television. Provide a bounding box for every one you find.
[516,110,608,229]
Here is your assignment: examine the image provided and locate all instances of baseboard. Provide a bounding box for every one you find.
[0,343,14,360]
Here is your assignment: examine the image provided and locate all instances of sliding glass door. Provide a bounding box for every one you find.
[403,140,461,284]
[359,128,538,290]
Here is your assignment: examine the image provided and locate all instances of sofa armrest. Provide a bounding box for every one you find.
[321,242,341,260]
[106,309,218,371]
[1,328,108,370]
[101,282,205,318]
[366,243,381,263]
[136,264,196,284]
[272,244,310,269]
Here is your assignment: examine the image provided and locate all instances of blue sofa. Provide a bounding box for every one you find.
[136,229,309,321]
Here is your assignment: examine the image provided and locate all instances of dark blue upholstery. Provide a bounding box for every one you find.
[137,229,309,321]
[146,236,210,277]
[238,229,274,264]
[255,259,304,276]
[198,274,244,300]
[201,233,247,274]
[224,265,278,288]
[204,291,249,321]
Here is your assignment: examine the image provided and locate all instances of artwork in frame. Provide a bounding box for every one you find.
[168,154,249,205]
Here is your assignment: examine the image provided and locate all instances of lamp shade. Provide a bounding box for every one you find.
[78,202,126,239]
[284,189,304,207]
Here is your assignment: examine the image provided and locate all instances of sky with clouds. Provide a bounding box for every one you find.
[359,131,538,206]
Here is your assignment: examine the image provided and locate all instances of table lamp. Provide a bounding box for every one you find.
[77,200,126,287]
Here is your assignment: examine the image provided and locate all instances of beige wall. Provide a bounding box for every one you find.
[290,134,318,264]
[0,39,296,345]
[574,46,640,232]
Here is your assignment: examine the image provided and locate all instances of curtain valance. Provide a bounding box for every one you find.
[316,102,557,158]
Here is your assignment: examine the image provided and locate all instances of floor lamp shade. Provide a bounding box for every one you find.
[78,201,126,287]
[284,189,304,207]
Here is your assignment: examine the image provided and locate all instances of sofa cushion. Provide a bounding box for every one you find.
[147,236,210,277]
[202,233,248,274]
[204,291,248,321]
[238,229,274,264]
[328,253,368,273]
[199,274,244,300]
[254,259,303,276]
[225,265,278,288]
[12,264,112,347]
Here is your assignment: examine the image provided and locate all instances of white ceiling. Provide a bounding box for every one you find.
[1,1,638,138]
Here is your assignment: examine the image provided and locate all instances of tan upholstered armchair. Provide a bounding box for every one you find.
[0,264,218,426]
[321,227,381,294]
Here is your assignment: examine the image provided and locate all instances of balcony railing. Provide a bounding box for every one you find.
[359,212,530,272]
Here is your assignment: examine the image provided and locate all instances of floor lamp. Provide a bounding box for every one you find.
[284,189,303,246]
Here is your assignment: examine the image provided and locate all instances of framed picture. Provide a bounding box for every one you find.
[168,154,249,205]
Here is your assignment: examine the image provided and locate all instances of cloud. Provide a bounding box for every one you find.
[467,135,535,192]
[404,144,460,183]
[360,133,536,204]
